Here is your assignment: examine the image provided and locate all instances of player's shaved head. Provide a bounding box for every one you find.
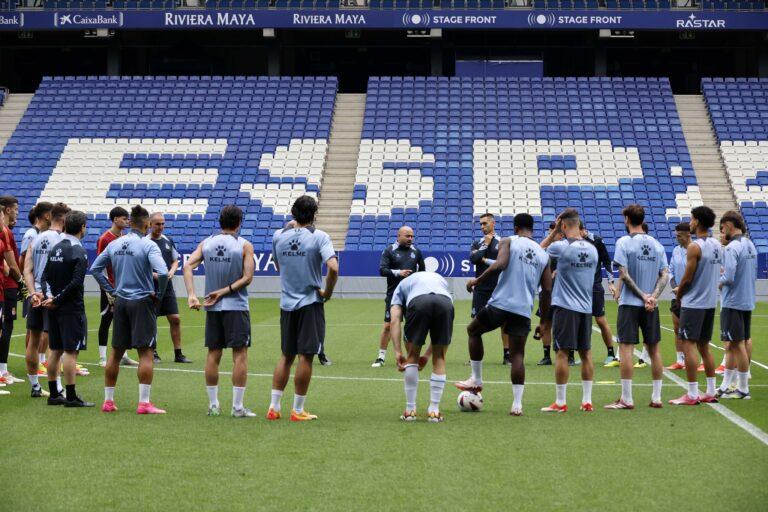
[397,226,414,247]
[150,212,164,221]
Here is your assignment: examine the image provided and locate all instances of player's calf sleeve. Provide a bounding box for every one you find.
[429,373,446,413]
[404,364,418,410]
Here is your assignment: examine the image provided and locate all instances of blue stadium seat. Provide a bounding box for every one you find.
[347,76,698,254]
[0,76,338,253]
[702,78,768,253]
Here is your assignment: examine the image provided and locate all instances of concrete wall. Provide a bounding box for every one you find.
[84,276,768,301]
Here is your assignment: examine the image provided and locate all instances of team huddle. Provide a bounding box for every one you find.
[0,193,757,421]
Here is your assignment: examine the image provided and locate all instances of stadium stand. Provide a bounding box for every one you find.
[702,77,768,253]
[0,75,337,252]
[346,76,698,253]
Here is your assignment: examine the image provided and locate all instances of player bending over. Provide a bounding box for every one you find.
[184,205,256,417]
[670,206,723,406]
[540,209,598,413]
[458,213,552,416]
[268,196,338,421]
[605,204,668,410]
[391,271,454,423]
[716,211,756,400]
[37,211,93,407]
[91,205,169,414]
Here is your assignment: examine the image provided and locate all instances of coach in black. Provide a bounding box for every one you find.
[39,211,93,407]
[469,213,509,365]
[581,223,618,367]
[147,212,191,364]
[370,226,425,368]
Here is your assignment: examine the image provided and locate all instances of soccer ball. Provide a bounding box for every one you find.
[457,391,484,412]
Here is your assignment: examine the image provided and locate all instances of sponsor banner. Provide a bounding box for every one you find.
[1,9,766,31]
[84,249,768,276]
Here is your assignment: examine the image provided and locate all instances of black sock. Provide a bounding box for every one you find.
[568,350,575,360]
[607,346,615,357]
[65,384,76,401]
[544,346,551,359]
[174,349,182,358]
[48,380,59,397]
[503,349,510,358]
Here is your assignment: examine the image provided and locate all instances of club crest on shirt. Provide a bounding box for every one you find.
[49,248,64,263]
[637,243,657,262]
[114,241,134,257]
[283,239,306,257]
[208,244,231,263]
[520,247,538,266]
[572,251,594,268]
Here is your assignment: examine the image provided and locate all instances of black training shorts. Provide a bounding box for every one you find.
[112,296,158,350]
[48,310,87,352]
[205,310,251,350]
[404,294,454,346]
[471,289,492,319]
[617,305,661,345]
[552,306,592,352]
[281,302,325,356]
[678,307,715,343]
[26,305,48,332]
[156,286,179,317]
[475,304,531,338]
[720,308,752,343]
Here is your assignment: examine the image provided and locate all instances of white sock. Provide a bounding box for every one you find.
[676,352,685,364]
[652,380,662,403]
[470,360,483,384]
[512,384,524,410]
[206,385,219,408]
[233,386,245,410]
[39,353,46,364]
[428,373,446,414]
[56,376,64,394]
[139,383,151,403]
[378,349,386,360]
[640,348,649,361]
[555,384,567,406]
[98,346,107,360]
[293,394,306,414]
[582,380,593,405]
[104,386,115,401]
[270,389,283,412]
[737,371,749,394]
[0,363,7,373]
[404,364,418,410]
[28,374,39,388]
[719,369,735,391]
[687,381,699,400]
[706,377,716,396]
[621,379,633,405]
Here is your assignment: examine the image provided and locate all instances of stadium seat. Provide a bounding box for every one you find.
[702,77,768,253]
[0,76,338,253]
[347,76,698,254]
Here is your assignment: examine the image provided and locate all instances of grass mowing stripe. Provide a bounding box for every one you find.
[657,324,768,371]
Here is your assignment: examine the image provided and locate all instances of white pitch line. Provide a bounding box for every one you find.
[590,324,768,447]
[648,350,768,447]
[657,324,768,371]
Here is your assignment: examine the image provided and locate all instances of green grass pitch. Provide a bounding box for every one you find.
[2,298,767,511]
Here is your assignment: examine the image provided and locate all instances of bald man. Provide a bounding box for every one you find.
[372,226,425,368]
[146,213,191,363]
